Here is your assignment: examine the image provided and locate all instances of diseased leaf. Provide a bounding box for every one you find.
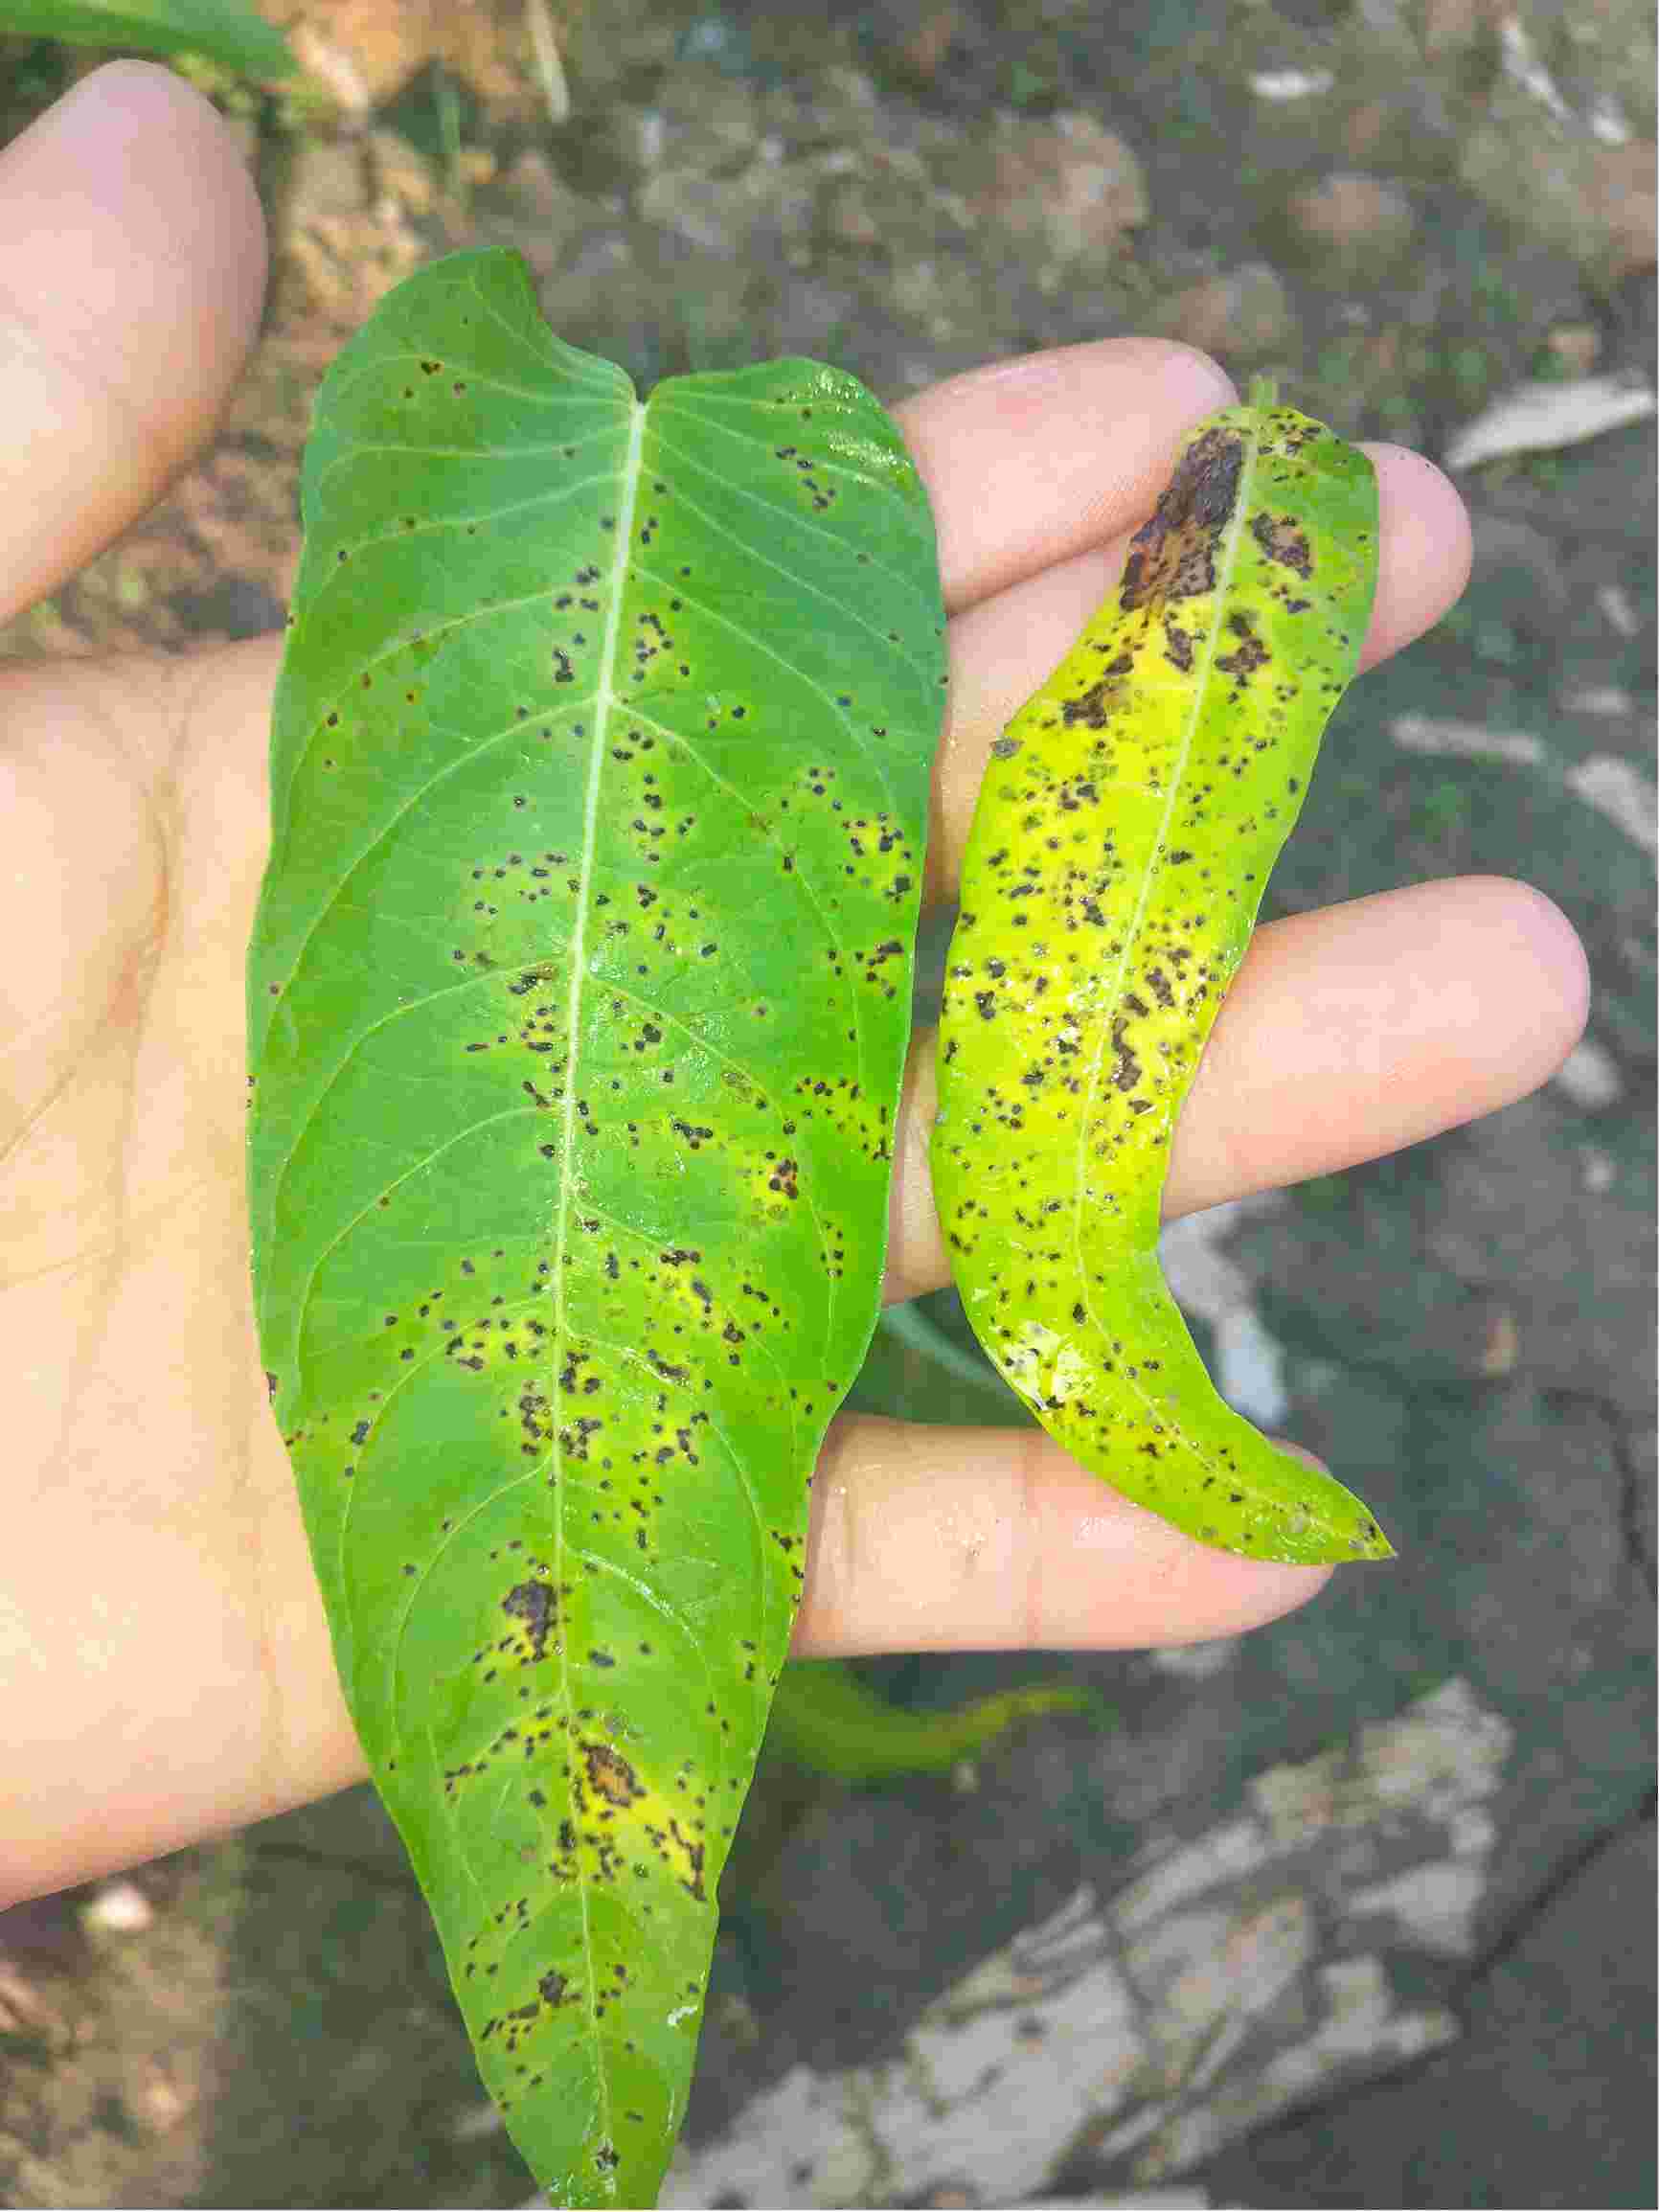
[1,0,294,73]
[932,393,1390,1565]
[247,248,944,2207]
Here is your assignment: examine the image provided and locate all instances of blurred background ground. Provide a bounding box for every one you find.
[0,2,1652,2206]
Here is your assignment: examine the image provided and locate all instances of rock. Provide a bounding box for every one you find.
[1578,1146,1618,1195]
[1463,128,1657,283]
[83,1878,154,1934]
[1284,171,1416,273]
[1343,100,1390,162]
[136,2063,194,2132]
[822,172,883,250]
[901,3,965,81]
[285,132,370,220]
[281,128,424,332]
[1553,1038,1625,1112]
[1420,0,1503,56]
[666,1684,1508,2209]
[274,0,542,112]
[1467,512,1570,612]
[1443,378,1657,473]
[498,146,568,221]
[0,1891,89,1980]
[647,62,761,170]
[0,1958,76,2048]
[862,0,966,85]
[637,168,747,256]
[284,15,373,116]
[980,112,1148,271]
[276,0,424,104]
[493,149,605,277]
[637,150,814,262]
[1154,262,1296,364]
[1588,138,1656,278]
[1545,321,1603,375]
[1478,1307,1521,1379]
[368,125,435,216]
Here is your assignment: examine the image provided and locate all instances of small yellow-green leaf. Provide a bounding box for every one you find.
[932,396,1389,1565]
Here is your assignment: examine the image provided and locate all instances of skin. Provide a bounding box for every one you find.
[0,64,1589,1906]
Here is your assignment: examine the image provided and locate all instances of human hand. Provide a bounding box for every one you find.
[0,63,1587,1905]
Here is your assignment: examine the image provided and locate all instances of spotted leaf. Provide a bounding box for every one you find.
[932,392,1390,1564]
[246,249,944,2206]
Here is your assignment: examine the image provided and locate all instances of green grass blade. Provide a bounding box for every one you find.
[0,0,294,73]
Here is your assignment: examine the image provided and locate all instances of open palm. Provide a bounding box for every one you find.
[0,66,1587,1905]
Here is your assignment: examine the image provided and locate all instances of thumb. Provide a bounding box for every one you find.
[0,60,266,627]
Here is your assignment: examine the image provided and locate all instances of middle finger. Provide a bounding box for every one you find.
[882,875,1589,1303]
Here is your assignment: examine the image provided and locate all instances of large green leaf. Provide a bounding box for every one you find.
[247,248,944,2206]
[0,0,294,73]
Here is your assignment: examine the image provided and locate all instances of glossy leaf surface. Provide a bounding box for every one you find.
[933,396,1390,1565]
[247,249,944,2206]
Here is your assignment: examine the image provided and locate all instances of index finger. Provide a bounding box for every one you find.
[894,338,1237,613]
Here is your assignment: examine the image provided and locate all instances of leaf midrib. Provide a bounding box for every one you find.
[546,394,646,2189]
[1068,417,1262,1443]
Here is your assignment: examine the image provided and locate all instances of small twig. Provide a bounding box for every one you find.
[524,0,572,126]
[434,62,464,198]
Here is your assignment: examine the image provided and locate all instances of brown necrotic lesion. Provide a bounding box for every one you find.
[1250,510,1313,575]
[581,1741,643,1807]
[501,1580,557,1661]
[1119,427,1243,611]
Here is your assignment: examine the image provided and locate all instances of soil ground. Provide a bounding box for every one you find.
[1,4,1653,2207]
